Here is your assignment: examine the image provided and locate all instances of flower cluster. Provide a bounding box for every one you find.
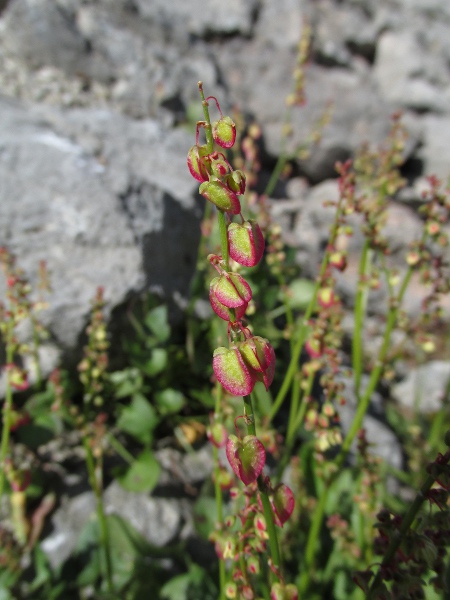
[187,91,275,399]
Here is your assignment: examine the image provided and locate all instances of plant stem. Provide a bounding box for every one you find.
[352,239,371,399]
[83,436,113,593]
[213,385,226,600]
[268,198,345,424]
[244,394,281,580]
[0,326,15,499]
[299,264,415,594]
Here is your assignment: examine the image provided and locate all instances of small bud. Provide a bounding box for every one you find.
[199,180,241,214]
[213,346,255,396]
[284,585,298,600]
[228,220,265,267]
[225,582,237,599]
[317,287,335,308]
[247,556,260,575]
[329,251,347,271]
[226,434,266,485]
[213,116,236,148]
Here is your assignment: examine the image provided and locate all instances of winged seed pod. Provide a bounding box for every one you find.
[228,220,265,267]
[226,434,266,485]
[211,272,252,309]
[212,115,236,148]
[209,285,248,322]
[213,346,255,396]
[199,179,241,214]
[187,145,210,182]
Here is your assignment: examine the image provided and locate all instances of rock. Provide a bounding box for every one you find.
[391,360,450,413]
[40,491,97,569]
[2,0,88,75]
[421,115,450,181]
[41,482,183,569]
[104,480,181,546]
[373,30,448,112]
[0,96,200,353]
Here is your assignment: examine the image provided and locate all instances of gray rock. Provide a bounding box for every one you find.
[2,0,88,75]
[0,97,200,352]
[40,491,97,569]
[104,480,181,546]
[391,360,450,413]
[421,115,450,181]
[373,31,448,112]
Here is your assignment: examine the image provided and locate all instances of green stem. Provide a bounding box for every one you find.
[198,81,214,153]
[83,437,113,593]
[352,240,371,399]
[268,197,346,424]
[299,264,415,594]
[107,432,135,465]
[213,385,226,600]
[244,394,281,579]
[0,327,15,499]
[367,447,450,599]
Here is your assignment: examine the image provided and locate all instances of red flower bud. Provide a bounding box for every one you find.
[213,116,236,148]
[199,179,241,214]
[213,346,255,396]
[226,434,266,485]
[210,273,252,309]
[228,220,265,267]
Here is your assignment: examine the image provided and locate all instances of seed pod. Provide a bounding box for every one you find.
[224,170,246,195]
[228,220,265,267]
[213,346,255,396]
[209,282,248,321]
[199,180,241,214]
[213,116,236,148]
[239,336,273,373]
[211,273,252,309]
[187,145,210,182]
[272,483,295,527]
[226,434,266,485]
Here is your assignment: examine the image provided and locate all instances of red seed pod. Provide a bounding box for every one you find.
[239,336,273,373]
[187,145,210,182]
[211,273,252,309]
[199,179,241,214]
[226,434,266,485]
[224,170,246,195]
[228,220,265,267]
[209,282,248,321]
[272,483,295,527]
[213,346,255,396]
[213,116,236,149]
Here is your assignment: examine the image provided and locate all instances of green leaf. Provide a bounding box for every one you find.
[117,449,160,493]
[144,348,168,377]
[110,368,143,398]
[284,278,315,309]
[160,573,192,600]
[155,388,185,415]
[145,305,170,342]
[117,394,158,445]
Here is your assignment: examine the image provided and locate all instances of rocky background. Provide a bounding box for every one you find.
[1,0,450,570]
[1,0,450,358]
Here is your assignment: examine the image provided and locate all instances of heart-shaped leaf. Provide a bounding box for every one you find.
[226,434,266,485]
